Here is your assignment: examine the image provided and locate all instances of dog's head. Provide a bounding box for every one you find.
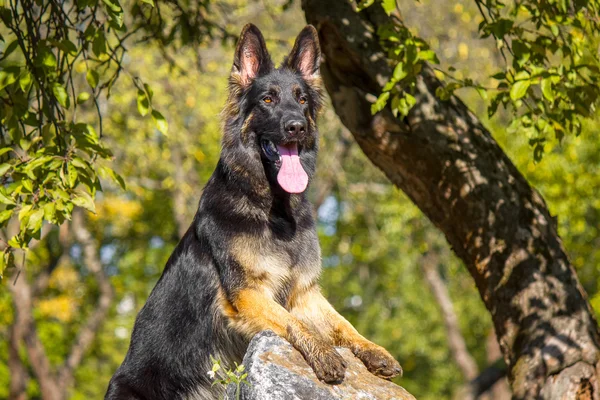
[222,24,322,195]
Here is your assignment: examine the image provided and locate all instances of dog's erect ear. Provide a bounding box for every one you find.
[286,25,321,79]
[232,24,273,87]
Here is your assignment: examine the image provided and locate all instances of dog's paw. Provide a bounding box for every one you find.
[309,347,347,384]
[356,345,402,379]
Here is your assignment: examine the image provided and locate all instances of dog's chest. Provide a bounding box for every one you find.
[230,229,321,302]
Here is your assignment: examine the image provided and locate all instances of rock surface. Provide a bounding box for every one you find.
[226,331,416,400]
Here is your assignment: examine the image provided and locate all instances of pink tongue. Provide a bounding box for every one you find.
[276,143,308,193]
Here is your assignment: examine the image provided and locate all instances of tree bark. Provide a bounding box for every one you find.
[486,329,511,400]
[302,2,600,399]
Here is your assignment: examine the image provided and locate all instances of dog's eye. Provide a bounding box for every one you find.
[263,96,273,104]
[299,96,307,105]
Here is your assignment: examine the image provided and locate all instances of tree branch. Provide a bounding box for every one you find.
[9,266,62,400]
[59,210,114,386]
[8,305,28,400]
[422,251,479,381]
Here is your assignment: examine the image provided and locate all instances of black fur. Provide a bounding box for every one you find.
[105,24,323,400]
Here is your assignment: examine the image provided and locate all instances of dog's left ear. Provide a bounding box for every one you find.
[286,25,321,79]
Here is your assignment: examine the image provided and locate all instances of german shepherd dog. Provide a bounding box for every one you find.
[105,24,401,399]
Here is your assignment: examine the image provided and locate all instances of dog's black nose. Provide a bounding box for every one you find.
[285,120,305,136]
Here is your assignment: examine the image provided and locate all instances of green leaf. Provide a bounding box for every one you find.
[7,236,23,249]
[77,91,91,104]
[371,91,390,114]
[140,0,154,5]
[108,168,126,190]
[356,0,375,11]
[102,0,122,12]
[475,87,488,100]
[392,62,408,82]
[510,80,530,101]
[2,40,19,59]
[514,70,530,81]
[72,190,96,213]
[0,209,13,224]
[381,0,396,15]
[0,66,20,90]
[92,31,107,56]
[137,89,150,116]
[417,50,439,64]
[52,83,70,109]
[100,166,126,190]
[512,40,530,67]
[37,47,57,69]
[144,83,154,102]
[0,163,11,176]
[0,190,15,205]
[27,208,44,231]
[43,202,56,222]
[21,179,33,193]
[19,70,32,92]
[60,39,78,55]
[541,78,554,102]
[71,157,88,169]
[151,110,168,135]
[68,163,78,188]
[397,93,416,117]
[435,86,451,101]
[86,69,99,88]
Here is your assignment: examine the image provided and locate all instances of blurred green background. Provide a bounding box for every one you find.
[1,1,598,399]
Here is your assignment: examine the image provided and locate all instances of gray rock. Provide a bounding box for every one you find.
[226,331,416,400]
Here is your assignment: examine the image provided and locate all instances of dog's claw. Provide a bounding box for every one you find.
[356,345,403,379]
[309,347,346,384]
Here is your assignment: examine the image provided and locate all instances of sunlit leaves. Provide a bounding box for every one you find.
[0,0,133,275]
[77,92,91,104]
[0,66,19,90]
[151,110,168,135]
[52,83,70,108]
[367,7,439,117]
[364,0,600,161]
[472,0,600,158]
[86,69,99,88]
[509,80,530,101]
[133,81,168,135]
[381,0,396,15]
[371,91,390,114]
[137,89,150,116]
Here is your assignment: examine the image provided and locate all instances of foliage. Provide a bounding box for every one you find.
[209,355,250,400]
[0,0,239,276]
[365,0,600,162]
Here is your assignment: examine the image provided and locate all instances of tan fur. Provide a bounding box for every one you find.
[240,112,254,145]
[230,234,291,294]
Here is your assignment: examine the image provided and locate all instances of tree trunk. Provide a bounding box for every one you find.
[302,2,600,399]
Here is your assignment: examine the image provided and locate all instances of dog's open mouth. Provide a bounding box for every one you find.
[261,139,308,194]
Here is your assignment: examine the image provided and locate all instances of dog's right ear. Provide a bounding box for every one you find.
[232,24,273,88]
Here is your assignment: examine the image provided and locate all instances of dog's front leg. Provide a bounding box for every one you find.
[290,286,402,379]
[229,288,347,383]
